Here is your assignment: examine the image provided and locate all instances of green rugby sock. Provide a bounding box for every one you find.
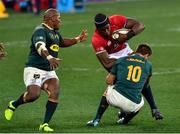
[43,100,58,123]
[13,94,25,108]
[94,96,109,120]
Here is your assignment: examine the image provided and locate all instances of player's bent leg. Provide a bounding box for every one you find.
[24,85,41,102]
[118,111,126,119]
[86,94,109,127]
[152,109,164,120]
[117,111,139,125]
[40,78,59,131]
[5,101,16,120]
[39,123,54,132]
[5,85,41,121]
[142,85,164,120]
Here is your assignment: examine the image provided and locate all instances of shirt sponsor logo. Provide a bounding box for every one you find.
[49,33,59,40]
[50,44,59,52]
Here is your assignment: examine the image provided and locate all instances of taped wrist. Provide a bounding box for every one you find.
[46,55,53,61]
[75,36,80,43]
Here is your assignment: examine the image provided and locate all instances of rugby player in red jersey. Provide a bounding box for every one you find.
[87,13,163,126]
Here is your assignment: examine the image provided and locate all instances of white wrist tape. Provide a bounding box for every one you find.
[35,41,47,55]
[46,55,53,61]
[75,36,80,43]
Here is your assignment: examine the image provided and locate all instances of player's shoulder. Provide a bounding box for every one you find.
[33,24,46,34]
[109,15,127,28]
[109,14,126,21]
[116,56,127,64]
[146,60,152,67]
[35,24,45,30]
[92,30,106,45]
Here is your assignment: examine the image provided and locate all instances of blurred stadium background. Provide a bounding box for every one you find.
[0,0,180,133]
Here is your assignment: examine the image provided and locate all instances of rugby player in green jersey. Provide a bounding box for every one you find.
[89,43,154,125]
[4,8,87,132]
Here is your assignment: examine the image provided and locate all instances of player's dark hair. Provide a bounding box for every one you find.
[94,13,109,29]
[136,43,152,56]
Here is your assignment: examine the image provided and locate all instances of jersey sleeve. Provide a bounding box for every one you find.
[109,15,127,28]
[147,61,152,76]
[92,32,107,53]
[149,63,152,76]
[92,40,106,53]
[32,28,46,46]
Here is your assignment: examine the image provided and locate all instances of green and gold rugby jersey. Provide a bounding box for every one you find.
[110,54,152,104]
[26,23,63,71]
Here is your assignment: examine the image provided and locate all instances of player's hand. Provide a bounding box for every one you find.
[48,57,61,70]
[152,109,164,120]
[112,32,127,44]
[75,29,88,43]
[0,42,7,60]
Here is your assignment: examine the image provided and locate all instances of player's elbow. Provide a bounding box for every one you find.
[102,60,116,70]
[103,63,113,70]
[140,23,145,31]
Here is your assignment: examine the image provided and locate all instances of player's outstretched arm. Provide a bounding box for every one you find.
[61,29,88,47]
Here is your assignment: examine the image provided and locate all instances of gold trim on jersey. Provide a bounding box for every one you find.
[127,58,145,63]
[50,44,59,52]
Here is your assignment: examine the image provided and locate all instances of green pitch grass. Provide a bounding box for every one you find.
[0,0,180,132]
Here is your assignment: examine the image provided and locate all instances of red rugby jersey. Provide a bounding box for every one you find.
[92,15,127,54]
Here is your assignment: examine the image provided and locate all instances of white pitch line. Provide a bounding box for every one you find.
[167,28,180,32]
[153,70,180,75]
[150,43,180,47]
[61,67,180,75]
[4,40,30,46]
[4,41,180,50]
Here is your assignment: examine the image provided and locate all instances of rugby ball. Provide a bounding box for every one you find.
[114,28,130,34]
[112,29,129,39]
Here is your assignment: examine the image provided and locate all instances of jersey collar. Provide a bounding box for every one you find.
[42,23,53,30]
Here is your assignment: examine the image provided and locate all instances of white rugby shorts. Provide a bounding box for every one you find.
[108,43,133,59]
[24,67,58,87]
[106,85,144,113]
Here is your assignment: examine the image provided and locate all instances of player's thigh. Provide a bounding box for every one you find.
[106,86,144,112]
[44,78,60,97]
[26,85,41,98]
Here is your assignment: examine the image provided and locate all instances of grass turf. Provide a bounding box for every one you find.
[0,0,180,132]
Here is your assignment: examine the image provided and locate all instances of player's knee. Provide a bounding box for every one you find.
[49,88,59,100]
[25,91,40,102]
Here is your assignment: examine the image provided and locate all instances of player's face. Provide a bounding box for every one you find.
[98,24,110,38]
[51,13,61,30]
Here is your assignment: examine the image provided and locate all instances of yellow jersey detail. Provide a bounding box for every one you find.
[127,58,145,63]
[50,44,59,52]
